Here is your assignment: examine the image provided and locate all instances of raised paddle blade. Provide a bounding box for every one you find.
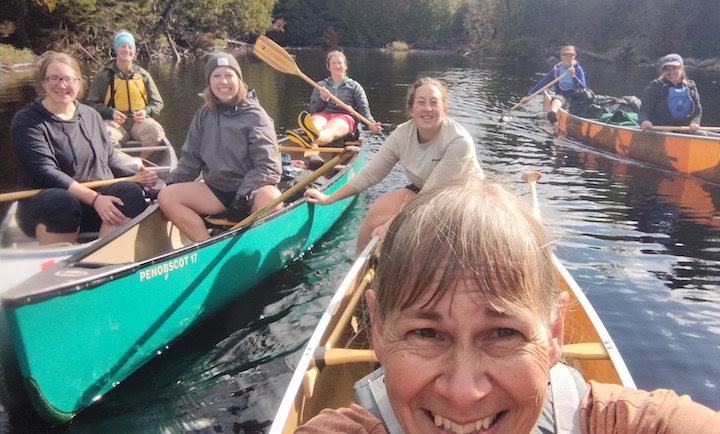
[253,35,302,77]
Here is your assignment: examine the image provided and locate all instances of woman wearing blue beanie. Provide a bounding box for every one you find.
[87,30,166,155]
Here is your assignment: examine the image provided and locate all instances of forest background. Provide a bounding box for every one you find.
[1,0,719,66]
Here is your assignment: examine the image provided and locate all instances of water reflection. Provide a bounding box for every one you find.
[1,51,719,432]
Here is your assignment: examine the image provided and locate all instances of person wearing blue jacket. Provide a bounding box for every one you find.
[522,45,588,123]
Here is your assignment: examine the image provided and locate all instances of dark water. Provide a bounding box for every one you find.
[1,50,719,432]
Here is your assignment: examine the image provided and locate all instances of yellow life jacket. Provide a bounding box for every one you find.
[103,72,148,113]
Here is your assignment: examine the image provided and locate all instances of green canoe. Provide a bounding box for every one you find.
[0,145,365,424]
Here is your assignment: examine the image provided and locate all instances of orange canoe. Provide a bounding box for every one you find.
[545,91,720,184]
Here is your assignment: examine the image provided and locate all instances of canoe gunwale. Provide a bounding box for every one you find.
[269,237,379,434]
[0,149,363,307]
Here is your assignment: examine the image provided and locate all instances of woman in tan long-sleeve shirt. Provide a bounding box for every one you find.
[304,77,484,254]
[296,180,720,434]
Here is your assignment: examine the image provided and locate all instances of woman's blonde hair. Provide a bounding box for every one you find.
[374,178,560,322]
[35,51,85,99]
[203,79,248,111]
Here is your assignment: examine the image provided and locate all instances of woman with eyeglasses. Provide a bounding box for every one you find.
[520,45,588,124]
[10,51,157,245]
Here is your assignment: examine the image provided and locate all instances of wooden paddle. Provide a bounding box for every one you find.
[0,174,144,203]
[253,35,375,128]
[500,71,569,122]
[521,171,542,220]
[207,147,359,228]
[279,145,346,154]
[649,126,720,132]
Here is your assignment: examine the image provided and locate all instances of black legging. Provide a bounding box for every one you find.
[17,181,147,237]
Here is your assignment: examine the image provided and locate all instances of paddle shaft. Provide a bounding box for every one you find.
[0,174,143,203]
[254,35,375,128]
[279,145,346,154]
[508,71,570,112]
[208,150,355,229]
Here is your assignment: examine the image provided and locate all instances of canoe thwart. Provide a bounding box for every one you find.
[311,347,377,370]
[562,342,608,360]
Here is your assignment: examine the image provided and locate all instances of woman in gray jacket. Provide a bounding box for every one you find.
[158,53,282,242]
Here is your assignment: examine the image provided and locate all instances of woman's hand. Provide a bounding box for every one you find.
[640,120,653,131]
[568,66,576,77]
[112,110,128,124]
[137,168,158,187]
[92,194,127,226]
[319,87,332,102]
[132,110,147,123]
[370,122,382,134]
[304,188,333,205]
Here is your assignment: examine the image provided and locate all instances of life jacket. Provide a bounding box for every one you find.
[554,64,577,92]
[354,363,586,434]
[666,84,694,119]
[104,69,148,113]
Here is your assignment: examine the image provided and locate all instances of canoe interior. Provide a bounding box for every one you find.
[544,92,720,184]
[271,245,635,433]
[0,144,363,424]
[0,139,178,294]
[79,146,357,266]
[0,139,177,251]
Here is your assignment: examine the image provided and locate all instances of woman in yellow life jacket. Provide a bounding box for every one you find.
[87,30,166,152]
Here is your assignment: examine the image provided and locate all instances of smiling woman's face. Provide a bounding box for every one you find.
[662,65,683,85]
[209,66,240,103]
[368,276,565,434]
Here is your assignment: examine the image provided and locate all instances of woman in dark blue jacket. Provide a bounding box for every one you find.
[639,53,702,133]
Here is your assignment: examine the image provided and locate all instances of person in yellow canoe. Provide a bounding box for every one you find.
[10,52,157,245]
[87,30,166,151]
[639,53,703,133]
[296,178,720,434]
[288,50,381,151]
[521,45,588,124]
[303,77,483,255]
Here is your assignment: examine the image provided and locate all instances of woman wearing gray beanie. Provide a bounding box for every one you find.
[158,52,282,242]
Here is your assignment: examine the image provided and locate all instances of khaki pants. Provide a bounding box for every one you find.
[105,118,165,148]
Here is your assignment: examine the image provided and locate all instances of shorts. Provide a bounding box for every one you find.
[206,184,236,208]
[206,184,257,209]
[17,182,147,237]
[312,113,356,133]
